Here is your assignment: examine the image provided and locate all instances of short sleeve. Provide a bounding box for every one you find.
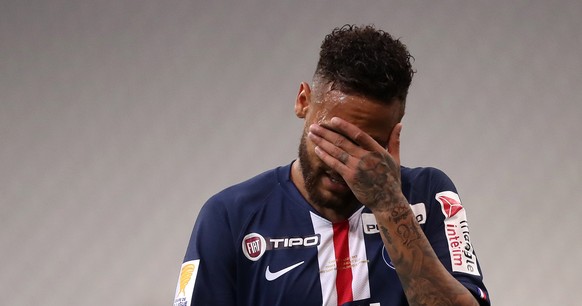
[422,169,491,305]
[173,197,237,306]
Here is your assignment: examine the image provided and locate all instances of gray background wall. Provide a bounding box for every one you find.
[1,0,581,305]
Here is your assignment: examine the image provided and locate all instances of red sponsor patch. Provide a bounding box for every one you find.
[245,237,261,257]
[436,191,481,276]
[438,195,463,218]
[242,233,266,261]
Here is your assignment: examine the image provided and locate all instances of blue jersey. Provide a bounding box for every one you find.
[174,162,490,306]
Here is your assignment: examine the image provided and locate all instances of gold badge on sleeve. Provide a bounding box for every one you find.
[173,260,200,306]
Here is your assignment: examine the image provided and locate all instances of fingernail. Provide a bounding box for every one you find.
[314,146,322,155]
[307,132,319,141]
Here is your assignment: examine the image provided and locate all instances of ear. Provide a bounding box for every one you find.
[294,82,311,119]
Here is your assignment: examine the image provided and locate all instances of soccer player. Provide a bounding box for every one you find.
[174,24,490,306]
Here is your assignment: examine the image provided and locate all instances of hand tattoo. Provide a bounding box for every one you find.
[352,152,402,210]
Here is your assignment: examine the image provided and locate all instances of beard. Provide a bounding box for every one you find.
[297,133,359,210]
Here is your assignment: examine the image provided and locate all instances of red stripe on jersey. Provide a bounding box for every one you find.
[333,220,353,304]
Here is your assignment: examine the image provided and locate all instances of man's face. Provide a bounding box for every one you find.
[296,87,402,212]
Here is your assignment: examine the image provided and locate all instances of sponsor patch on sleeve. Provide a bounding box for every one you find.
[435,191,480,276]
[362,213,380,234]
[410,203,427,225]
[362,204,426,235]
[173,259,200,306]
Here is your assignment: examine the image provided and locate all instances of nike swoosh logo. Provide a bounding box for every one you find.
[265,261,304,281]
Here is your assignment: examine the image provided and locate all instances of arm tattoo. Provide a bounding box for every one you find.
[380,225,392,245]
[350,145,478,305]
[396,223,422,247]
[381,206,478,306]
[390,206,410,223]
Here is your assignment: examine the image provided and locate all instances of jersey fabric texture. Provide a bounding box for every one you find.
[174,162,490,306]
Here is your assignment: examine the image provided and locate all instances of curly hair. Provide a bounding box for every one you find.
[315,24,415,105]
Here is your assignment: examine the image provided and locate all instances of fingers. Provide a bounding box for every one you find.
[329,117,386,151]
[308,128,352,175]
[387,123,402,166]
[312,145,350,176]
[309,123,360,154]
[308,117,401,177]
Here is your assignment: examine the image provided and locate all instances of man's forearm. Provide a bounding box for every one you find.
[376,200,479,306]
